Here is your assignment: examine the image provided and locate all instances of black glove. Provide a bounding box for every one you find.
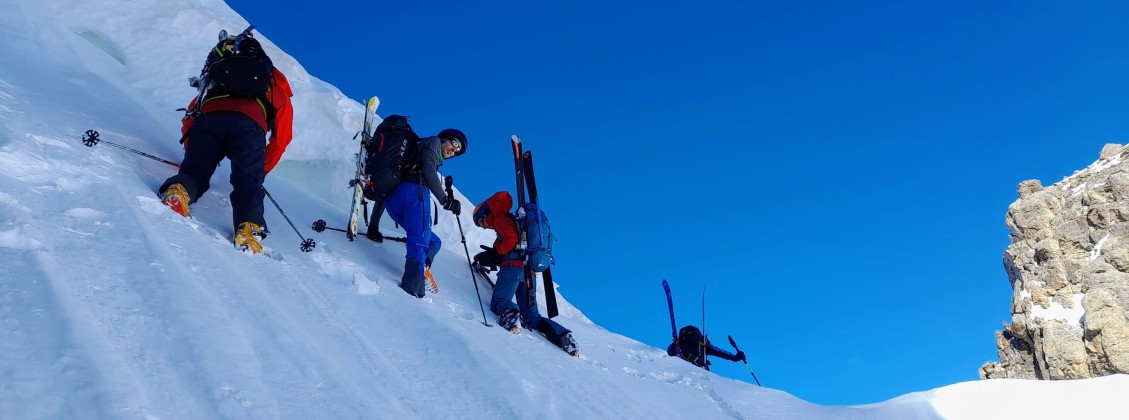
[443,197,462,215]
[735,350,746,362]
[473,245,503,268]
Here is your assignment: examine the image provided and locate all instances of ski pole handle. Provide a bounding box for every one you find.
[443,176,455,207]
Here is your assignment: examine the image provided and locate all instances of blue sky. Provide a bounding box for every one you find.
[225,0,1127,405]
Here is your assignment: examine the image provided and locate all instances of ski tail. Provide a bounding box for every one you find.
[541,268,559,318]
[521,150,558,318]
[663,279,680,357]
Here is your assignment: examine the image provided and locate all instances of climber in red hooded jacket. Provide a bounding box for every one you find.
[159,30,294,254]
[472,191,579,356]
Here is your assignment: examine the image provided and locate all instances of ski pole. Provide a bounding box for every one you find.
[728,335,762,386]
[82,130,181,167]
[83,129,314,252]
[446,175,491,327]
[262,188,315,252]
[702,282,708,369]
[310,220,406,242]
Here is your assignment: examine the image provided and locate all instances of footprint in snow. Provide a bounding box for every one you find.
[445,301,476,321]
[353,272,381,295]
[623,367,646,378]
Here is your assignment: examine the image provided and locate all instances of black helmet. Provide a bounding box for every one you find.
[438,128,467,156]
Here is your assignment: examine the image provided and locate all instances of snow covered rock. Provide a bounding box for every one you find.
[982,143,1129,379]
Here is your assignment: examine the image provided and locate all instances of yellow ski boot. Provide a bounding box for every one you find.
[234,222,264,254]
[161,183,191,217]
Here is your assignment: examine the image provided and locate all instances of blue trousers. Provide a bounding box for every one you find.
[490,263,568,340]
[385,182,441,296]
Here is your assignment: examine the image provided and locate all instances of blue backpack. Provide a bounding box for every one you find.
[520,202,554,272]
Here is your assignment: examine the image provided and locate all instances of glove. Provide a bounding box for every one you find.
[473,245,503,268]
[735,350,746,362]
[443,197,462,215]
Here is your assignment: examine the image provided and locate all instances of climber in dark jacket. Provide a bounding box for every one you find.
[385,129,466,298]
[667,325,744,370]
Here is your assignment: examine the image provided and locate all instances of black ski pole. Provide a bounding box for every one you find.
[83,129,314,252]
[263,188,315,252]
[82,130,181,167]
[728,335,762,386]
[309,220,406,242]
[446,176,491,327]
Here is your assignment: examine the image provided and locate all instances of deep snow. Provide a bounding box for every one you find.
[0,1,1125,419]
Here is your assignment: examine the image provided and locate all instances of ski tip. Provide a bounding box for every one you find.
[511,134,521,142]
[367,96,379,108]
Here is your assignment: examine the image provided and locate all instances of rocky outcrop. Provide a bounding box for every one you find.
[981,143,1129,380]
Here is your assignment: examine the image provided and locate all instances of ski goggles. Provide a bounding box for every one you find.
[448,138,463,154]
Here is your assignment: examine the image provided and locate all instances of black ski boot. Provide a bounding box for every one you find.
[365,229,383,243]
[499,308,521,334]
[559,332,580,357]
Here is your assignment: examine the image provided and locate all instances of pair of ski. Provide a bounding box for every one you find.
[664,279,761,385]
[510,136,559,319]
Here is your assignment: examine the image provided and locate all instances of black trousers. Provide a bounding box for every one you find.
[161,111,266,231]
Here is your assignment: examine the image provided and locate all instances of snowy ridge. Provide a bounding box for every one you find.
[1,1,1126,419]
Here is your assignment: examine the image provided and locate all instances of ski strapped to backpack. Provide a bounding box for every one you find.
[345,96,379,241]
[519,152,554,271]
[510,136,559,318]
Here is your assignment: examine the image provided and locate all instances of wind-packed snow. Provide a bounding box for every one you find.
[1,1,1126,419]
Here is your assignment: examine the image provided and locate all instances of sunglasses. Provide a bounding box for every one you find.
[448,138,462,154]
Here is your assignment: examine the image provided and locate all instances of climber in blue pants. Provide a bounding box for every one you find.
[382,129,467,298]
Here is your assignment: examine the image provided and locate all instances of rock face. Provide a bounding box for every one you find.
[981,143,1129,380]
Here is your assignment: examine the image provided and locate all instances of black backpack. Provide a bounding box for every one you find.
[206,33,273,99]
[364,115,420,200]
[677,326,708,367]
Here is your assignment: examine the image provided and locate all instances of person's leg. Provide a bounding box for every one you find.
[160,114,226,203]
[517,269,571,345]
[489,265,522,316]
[365,196,387,241]
[222,113,267,232]
[386,183,429,297]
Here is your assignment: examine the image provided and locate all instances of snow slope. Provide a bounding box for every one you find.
[0,0,1125,419]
